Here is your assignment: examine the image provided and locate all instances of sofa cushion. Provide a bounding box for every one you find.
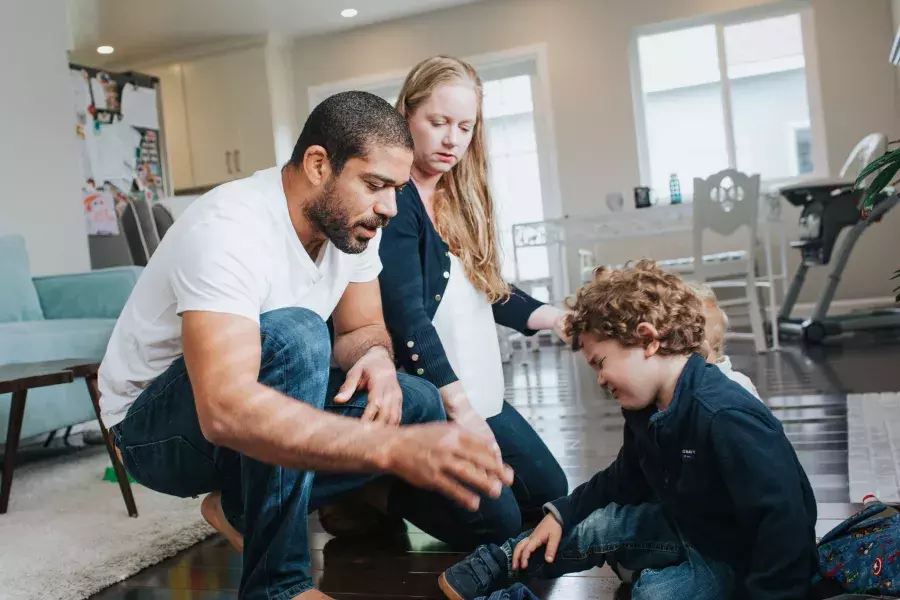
[0,235,44,323]
[0,318,118,443]
[0,319,116,365]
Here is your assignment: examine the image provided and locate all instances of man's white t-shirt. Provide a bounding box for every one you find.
[98,167,382,428]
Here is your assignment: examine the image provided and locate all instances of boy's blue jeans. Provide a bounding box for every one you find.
[108,307,447,600]
[503,503,735,600]
[479,583,540,600]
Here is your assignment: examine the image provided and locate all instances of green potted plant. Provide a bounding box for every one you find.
[856,148,900,300]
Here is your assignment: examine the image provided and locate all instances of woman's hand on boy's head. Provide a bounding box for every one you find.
[527,306,572,344]
[552,310,573,346]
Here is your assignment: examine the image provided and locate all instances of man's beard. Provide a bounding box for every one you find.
[304,182,389,254]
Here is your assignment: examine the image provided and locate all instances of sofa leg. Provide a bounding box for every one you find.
[43,429,57,448]
[1,390,27,514]
[62,425,74,447]
[85,375,138,518]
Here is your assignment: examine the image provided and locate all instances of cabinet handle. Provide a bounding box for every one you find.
[225,150,233,175]
[234,149,241,173]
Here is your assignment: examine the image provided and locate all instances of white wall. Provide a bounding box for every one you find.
[890,0,900,113]
[264,35,299,166]
[0,0,90,274]
[291,0,900,304]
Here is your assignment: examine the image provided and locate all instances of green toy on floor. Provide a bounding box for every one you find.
[103,466,136,484]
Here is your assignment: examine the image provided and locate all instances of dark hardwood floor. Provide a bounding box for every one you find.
[89,332,900,599]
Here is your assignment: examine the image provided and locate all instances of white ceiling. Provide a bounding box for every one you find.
[67,0,486,67]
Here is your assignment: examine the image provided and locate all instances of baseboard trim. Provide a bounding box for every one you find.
[725,296,897,329]
[787,296,898,319]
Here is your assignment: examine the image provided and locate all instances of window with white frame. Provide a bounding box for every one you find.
[481,74,549,289]
[789,122,814,175]
[633,10,816,200]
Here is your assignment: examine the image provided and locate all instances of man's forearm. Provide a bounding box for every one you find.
[333,323,394,372]
[205,380,397,472]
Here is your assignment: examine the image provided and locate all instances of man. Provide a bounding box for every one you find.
[98,91,512,600]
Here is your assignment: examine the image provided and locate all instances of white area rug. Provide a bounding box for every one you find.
[0,447,215,600]
[848,392,900,504]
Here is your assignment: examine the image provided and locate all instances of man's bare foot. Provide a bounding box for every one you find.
[294,590,335,599]
[200,492,244,553]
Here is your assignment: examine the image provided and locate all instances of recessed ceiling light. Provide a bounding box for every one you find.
[341,8,358,18]
[96,45,115,55]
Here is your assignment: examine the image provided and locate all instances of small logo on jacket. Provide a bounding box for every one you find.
[682,449,696,461]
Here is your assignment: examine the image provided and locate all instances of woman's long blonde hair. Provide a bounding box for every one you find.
[396,56,510,303]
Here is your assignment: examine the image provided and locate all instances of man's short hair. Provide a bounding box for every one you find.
[565,259,705,356]
[288,91,413,175]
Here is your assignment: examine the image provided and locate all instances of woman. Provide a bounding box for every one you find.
[378,55,569,548]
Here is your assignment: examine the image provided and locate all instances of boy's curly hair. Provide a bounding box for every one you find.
[565,259,706,356]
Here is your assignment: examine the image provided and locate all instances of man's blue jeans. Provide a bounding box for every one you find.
[109,308,446,600]
[502,503,735,600]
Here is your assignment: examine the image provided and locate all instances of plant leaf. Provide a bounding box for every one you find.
[856,148,900,187]
[861,161,900,211]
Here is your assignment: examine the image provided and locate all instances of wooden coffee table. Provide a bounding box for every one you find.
[0,360,138,517]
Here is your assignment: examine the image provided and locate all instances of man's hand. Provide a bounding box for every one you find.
[513,513,563,570]
[384,423,514,511]
[334,346,402,425]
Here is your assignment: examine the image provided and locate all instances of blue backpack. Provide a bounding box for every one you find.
[816,502,900,596]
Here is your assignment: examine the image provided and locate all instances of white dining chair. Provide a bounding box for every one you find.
[657,169,768,353]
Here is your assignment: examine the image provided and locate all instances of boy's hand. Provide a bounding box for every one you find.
[513,514,563,570]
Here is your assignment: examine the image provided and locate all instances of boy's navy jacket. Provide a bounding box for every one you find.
[550,354,818,600]
[377,182,543,388]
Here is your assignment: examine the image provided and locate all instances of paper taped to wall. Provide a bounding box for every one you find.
[83,190,120,236]
[122,84,160,130]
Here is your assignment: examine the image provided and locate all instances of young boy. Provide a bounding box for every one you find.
[691,282,762,399]
[438,261,818,600]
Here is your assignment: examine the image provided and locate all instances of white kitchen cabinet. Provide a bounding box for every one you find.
[226,47,276,178]
[157,46,276,191]
[144,63,195,191]
[181,51,240,188]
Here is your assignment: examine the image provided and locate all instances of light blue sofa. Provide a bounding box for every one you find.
[0,234,141,444]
